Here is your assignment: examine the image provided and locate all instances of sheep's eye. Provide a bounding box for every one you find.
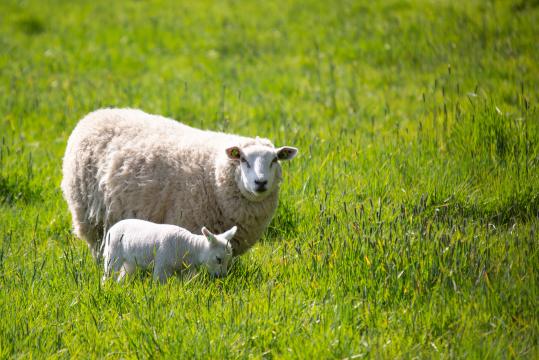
[271,157,278,165]
[240,157,251,168]
[216,257,222,264]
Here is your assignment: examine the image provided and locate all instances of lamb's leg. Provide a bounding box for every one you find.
[179,265,197,281]
[101,233,115,283]
[102,246,120,284]
[153,267,167,284]
[153,260,172,284]
[102,252,111,284]
[109,256,125,282]
[116,267,127,282]
[116,262,136,283]
[123,262,136,276]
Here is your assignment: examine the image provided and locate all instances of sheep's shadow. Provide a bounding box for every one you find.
[264,199,300,243]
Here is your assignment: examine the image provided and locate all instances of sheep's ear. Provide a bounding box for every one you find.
[276,146,298,160]
[202,227,218,244]
[225,146,241,160]
[222,226,237,241]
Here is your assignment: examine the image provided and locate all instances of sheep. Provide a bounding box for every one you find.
[61,108,298,258]
[102,219,237,283]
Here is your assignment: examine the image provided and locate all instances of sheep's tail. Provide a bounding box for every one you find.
[96,207,113,262]
[92,200,113,262]
[97,225,109,262]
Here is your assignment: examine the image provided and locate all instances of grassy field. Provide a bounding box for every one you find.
[1,0,538,357]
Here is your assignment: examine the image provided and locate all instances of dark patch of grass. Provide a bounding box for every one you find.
[15,16,45,35]
[265,198,300,241]
[405,188,539,229]
[449,100,538,168]
[0,176,42,205]
[512,0,539,12]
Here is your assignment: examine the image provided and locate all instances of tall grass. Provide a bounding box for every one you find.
[0,0,538,358]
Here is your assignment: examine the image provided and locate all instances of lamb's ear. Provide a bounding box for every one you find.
[276,146,298,160]
[202,227,218,244]
[225,146,242,160]
[222,226,237,241]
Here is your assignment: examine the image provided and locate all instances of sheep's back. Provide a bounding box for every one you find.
[63,109,222,240]
[62,108,281,256]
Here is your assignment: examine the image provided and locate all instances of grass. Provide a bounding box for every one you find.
[0,0,538,357]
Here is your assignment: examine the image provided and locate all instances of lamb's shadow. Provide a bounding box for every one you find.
[178,256,271,293]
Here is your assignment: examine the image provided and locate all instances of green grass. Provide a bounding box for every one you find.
[1,0,538,358]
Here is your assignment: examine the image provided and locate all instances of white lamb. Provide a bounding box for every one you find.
[102,219,236,283]
[61,108,297,258]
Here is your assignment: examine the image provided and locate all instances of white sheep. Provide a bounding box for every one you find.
[102,219,236,283]
[61,108,297,258]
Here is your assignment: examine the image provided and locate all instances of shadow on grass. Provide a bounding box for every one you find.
[15,15,45,35]
[407,187,539,227]
[264,199,300,242]
[0,176,42,205]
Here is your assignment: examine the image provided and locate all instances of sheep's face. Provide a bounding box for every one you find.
[201,226,236,277]
[226,144,298,202]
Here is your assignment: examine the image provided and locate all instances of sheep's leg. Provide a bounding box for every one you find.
[69,202,102,261]
[65,165,107,262]
[89,230,103,261]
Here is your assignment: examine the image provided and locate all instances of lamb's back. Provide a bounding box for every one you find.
[110,219,180,247]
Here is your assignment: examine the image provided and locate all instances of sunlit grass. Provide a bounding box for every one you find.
[0,0,538,358]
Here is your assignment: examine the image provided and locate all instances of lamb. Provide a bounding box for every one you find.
[61,108,297,258]
[102,219,236,283]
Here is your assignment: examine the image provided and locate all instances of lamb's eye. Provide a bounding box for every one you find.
[271,157,278,165]
[216,257,222,264]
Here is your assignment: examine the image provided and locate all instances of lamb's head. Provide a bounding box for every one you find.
[201,226,236,277]
[226,140,298,202]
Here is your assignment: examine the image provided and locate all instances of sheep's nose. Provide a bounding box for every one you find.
[254,179,268,192]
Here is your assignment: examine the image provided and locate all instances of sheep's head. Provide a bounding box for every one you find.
[226,141,298,202]
[201,226,236,277]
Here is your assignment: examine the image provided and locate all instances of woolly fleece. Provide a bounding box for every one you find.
[61,108,287,256]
